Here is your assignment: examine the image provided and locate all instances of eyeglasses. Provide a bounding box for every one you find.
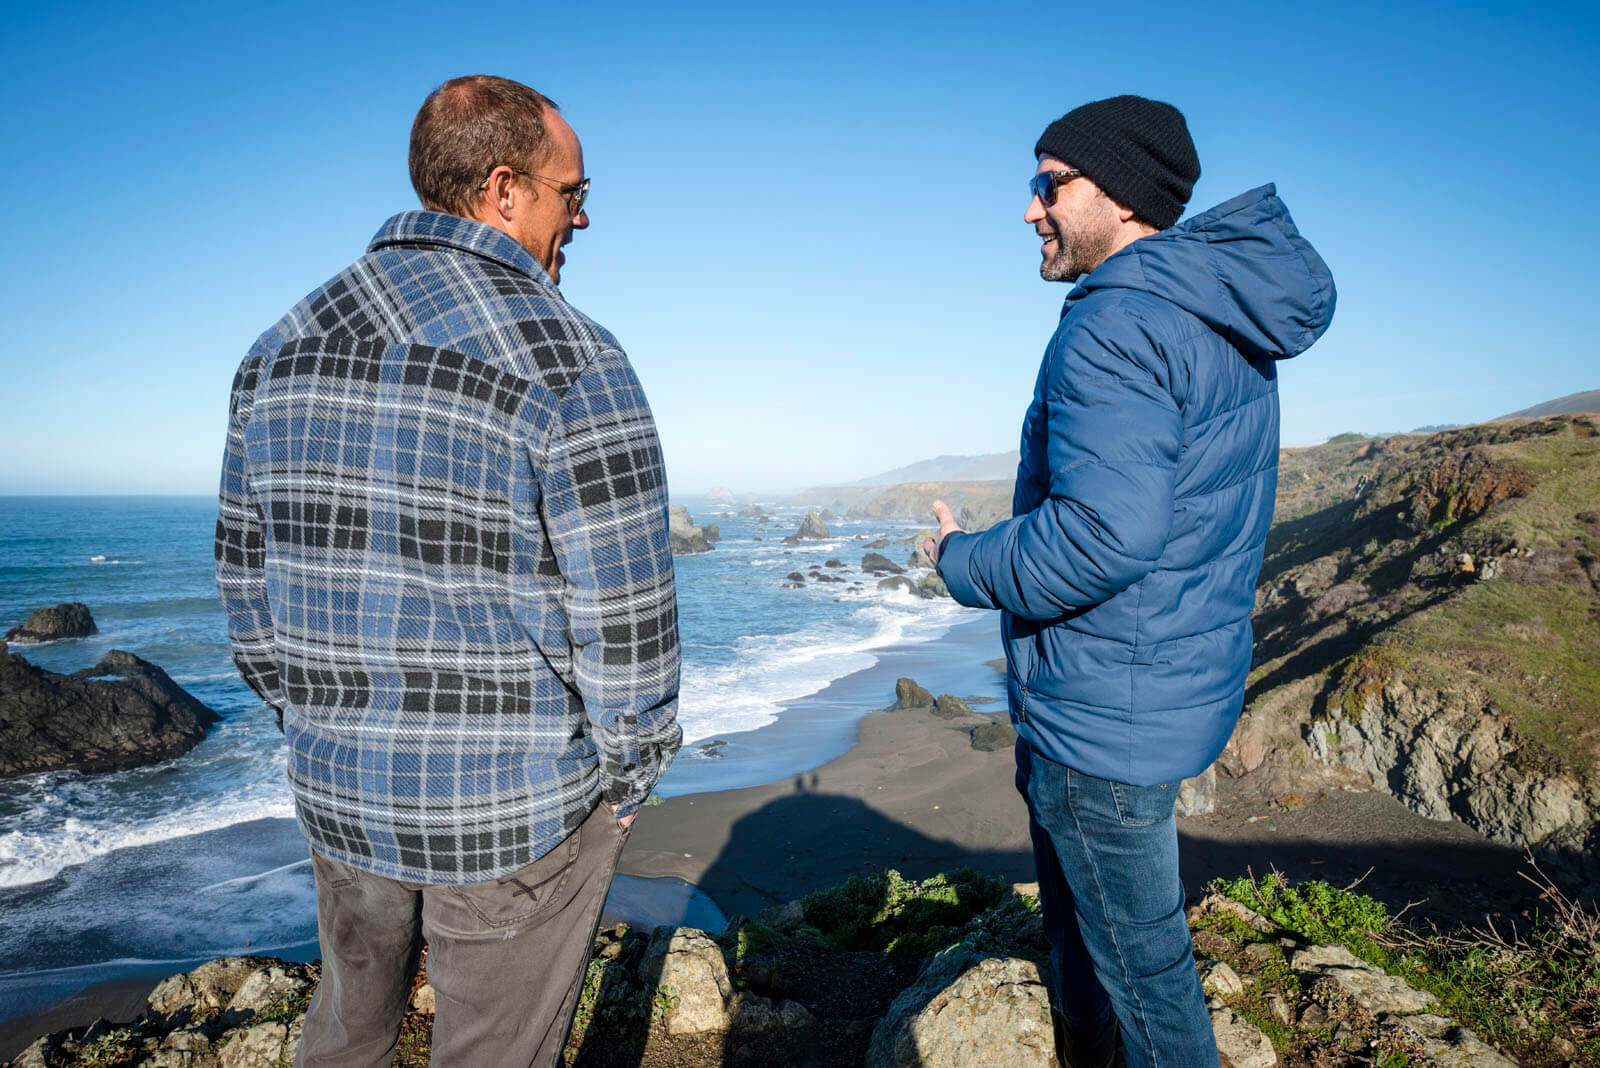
[480,168,590,216]
[1028,166,1086,207]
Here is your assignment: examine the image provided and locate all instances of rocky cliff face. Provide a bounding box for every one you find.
[0,643,220,778]
[1230,413,1600,895]
[1306,677,1599,889]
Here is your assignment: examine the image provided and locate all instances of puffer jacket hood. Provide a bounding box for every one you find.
[1077,183,1336,363]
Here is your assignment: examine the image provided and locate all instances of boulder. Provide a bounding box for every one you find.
[795,512,831,540]
[865,538,891,549]
[668,507,715,555]
[218,1016,303,1068]
[150,957,278,1017]
[1208,1006,1276,1068]
[908,532,936,570]
[824,558,844,568]
[970,721,1017,752]
[702,523,722,543]
[861,552,904,575]
[917,574,951,600]
[878,576,916,595]
[1289,944,1438,1015]
[738,505,769,520]
[932,694,971,719]
[638,927,734,1035]
[4,602,97,643]
[785,572,806,583]
[866,950,1055,1068]
[1176,767,1217,817]
[1,644,222,779]
[226,963,315,1014]
[895,678,936,710]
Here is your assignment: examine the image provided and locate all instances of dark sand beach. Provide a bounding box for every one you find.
[1,613,1545,1060]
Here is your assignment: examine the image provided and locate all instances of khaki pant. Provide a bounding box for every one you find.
[295,802,628,1068]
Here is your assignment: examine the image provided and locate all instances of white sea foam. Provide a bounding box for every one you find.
[676,594,969,744]
[0,783,294,888]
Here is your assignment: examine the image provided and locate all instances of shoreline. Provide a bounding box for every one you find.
[1,605,1547,1060]
[0,608,1004,1059]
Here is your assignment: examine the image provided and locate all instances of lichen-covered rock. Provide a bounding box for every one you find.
[638,927,733,1035]
[1176,767,1217,817]
[218,1016,302,1068]
[1289,944,1438,1015]
[733,994,814,1032]
[866,951,1055,1068]
[4,602,97,643]
[150,957,277,1016]
[894,678,935,710]
[226,963,314,1014]
[1199,960,1245,998]
[931,694,971,719]
[1209,1006,1276,1068]
[1392,1017,1518,1067]
[917,573,950,600]
[149,1026,222,1067]
[908,532,935,570]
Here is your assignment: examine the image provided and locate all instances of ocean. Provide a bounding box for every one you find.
[0,494,993,1024]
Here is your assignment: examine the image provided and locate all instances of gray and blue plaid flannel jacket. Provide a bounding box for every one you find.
[215,211,681,883]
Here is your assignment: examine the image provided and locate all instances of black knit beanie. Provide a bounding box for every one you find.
[1033,95,1200,230]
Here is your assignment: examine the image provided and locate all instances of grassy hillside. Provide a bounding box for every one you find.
[1251,413,1600,770]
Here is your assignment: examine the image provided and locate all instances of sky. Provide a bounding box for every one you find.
[0,1,1595,496]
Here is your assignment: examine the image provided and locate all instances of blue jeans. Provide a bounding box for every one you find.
[1016,742,1218,1068]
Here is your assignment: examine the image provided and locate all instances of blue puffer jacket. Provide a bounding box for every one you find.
[937,184,1335,785]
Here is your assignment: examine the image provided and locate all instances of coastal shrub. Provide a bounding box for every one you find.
[1218,872,1391,958]
[800,868,1008,953]
[1220,865,1600,1065]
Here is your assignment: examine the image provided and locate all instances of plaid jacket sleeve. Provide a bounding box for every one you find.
[536,346,682,816]
[214,349,290,720]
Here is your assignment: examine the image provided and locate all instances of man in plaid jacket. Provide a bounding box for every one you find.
[215,75,680,1067]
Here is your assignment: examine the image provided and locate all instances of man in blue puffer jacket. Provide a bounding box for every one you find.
[929,96,1335,1067]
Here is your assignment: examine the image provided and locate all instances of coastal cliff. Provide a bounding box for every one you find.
[1228,413,1600,895]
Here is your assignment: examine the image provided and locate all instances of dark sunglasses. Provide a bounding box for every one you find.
[1028,166,1086,207]
[480,169,590,216]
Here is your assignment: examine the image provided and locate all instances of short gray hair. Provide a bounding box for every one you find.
[409,75,558,217]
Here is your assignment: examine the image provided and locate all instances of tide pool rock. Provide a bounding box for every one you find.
[861,552,903,575]
[970,721,1017,752]
[4,602,97,643]
[0,644,220,778]
[895,678,935,710]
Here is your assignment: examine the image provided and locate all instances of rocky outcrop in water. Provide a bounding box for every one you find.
[669,507,716,555]
[4,603,96,644]
[794,512,830,540]
[0,643,220,778]
[861,552,902,575]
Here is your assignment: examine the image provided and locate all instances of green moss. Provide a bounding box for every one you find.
[800,868,1009,953]
[1331,643,1407,722]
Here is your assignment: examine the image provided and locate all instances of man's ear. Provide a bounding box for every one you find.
[479,165,519,223]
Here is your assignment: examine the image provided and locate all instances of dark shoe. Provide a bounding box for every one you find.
[1054,1010,1118,1068]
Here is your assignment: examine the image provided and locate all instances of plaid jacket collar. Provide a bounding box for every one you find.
[368,210,556,289]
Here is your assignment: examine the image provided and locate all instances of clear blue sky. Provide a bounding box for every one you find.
[1,1,1594,495]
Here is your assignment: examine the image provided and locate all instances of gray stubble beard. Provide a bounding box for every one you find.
[1038,196,1121,282]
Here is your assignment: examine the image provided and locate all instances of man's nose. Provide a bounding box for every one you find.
[572,208,590,230]
[1024,195,1045,225]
